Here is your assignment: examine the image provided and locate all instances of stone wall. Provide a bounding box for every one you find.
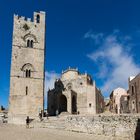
[0,111,8,123]
[65,115,140,140]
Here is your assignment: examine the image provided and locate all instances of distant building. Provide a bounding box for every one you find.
[120,94,129,114]
[129,74,140,113]
[48,68,104,115]
[104,98,110,112]
[110,87,127,114]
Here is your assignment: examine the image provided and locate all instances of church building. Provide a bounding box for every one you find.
[48,68,104,115]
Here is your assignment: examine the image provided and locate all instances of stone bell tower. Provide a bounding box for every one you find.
[8,11,46,124]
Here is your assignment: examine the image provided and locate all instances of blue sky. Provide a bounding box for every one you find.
[1,0,140,108]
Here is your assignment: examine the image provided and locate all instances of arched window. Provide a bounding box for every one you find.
[132,85,135,95]
[25,70,28,77]
[28,70,31,77]
[30,40,33,48]
[21,63,34,78]
[27,40,30,47]
[36,14,40,23]
[25,69,31,78]
[27,40,34,48]
[72,95,77,113]
[24,34,37,48]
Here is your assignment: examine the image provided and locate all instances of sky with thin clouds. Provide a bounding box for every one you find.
[0,0,140,108]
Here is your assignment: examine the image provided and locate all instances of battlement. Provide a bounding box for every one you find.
[14,14,32,22]
[62,67,91,78]
[14,11,45,23]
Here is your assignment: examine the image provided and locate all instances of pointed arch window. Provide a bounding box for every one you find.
[25,70,31,78]
[30,40,33,48]
[27,40,30,47]
[24,33,37,48]
[25,70,28,77]
[27,40,33,48]
[28,70,31,77]
[21,63,35,78]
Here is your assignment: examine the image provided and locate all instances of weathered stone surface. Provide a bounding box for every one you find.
[30,114,139,139]
[48,68,104,116]
[8,11,46,124]
[129,74,140,113]
[65,115,139,139]
[0,111,8,123]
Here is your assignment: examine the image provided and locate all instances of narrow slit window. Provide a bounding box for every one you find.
[36,15,40,23]
[26,86,28,95]
[89,103,92,107]
[132,85,135,95]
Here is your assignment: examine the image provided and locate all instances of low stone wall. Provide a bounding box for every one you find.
[0,112,8,123]
[65,115,140,140]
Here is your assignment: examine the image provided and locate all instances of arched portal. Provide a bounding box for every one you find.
[59,95,67,113]
[72,95,77,114]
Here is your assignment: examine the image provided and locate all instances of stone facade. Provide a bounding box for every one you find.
[129,74,140,113]
[8,12,46,124]
[120,94,130,114]
[48,68,104,116]
[104,98,110,112]
[110,87,127,114]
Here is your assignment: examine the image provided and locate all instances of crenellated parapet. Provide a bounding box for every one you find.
[13,11,45,24]
[14,14,32,22]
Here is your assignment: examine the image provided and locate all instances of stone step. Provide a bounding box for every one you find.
[41,123,65,129]
[30,114,66,129]
[42,122,65,126]
[42,121,65,124]
[43,118,65,123]
[32,123,65,129]
[30,118,66,130]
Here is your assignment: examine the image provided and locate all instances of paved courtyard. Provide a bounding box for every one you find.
[0,124,129,140]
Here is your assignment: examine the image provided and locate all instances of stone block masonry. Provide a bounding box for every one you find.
[65,115,140,140]
[31,114,140,140]
[8,11,46,124]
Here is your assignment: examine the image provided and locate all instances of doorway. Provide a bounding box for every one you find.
[72,95,77,114]
[59,95,67,113]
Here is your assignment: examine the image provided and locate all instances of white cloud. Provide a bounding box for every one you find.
[84,30,104,45]
[45,71,60,93]
[85,30,140,96]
